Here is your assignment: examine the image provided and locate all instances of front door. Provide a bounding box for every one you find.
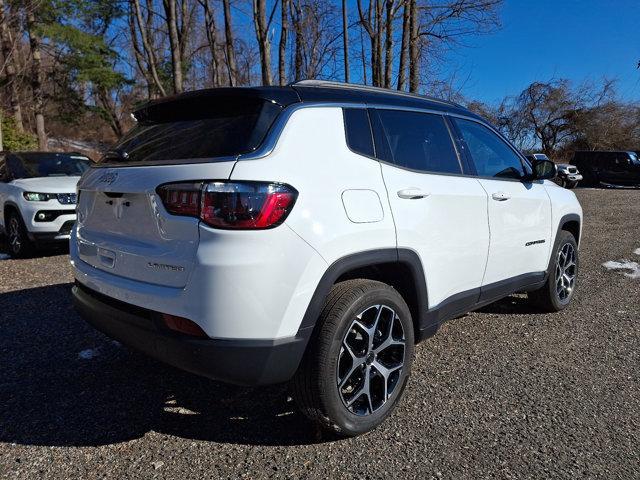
[451,117,552,292]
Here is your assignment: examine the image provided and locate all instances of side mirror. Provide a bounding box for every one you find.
[530,159,557,181]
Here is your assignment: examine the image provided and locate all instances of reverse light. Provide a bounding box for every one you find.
[157,181,298,230]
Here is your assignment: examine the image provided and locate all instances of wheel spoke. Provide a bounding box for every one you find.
[338,343,367,388]
[371,360,402,402]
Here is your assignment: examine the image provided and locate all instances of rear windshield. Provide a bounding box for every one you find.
[7,153,91,178]
[100,97,282,165]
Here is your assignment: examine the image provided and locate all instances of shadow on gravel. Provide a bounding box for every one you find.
[477,295,545,315]
[0,284,328,448]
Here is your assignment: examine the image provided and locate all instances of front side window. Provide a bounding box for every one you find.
[454,118,525,180]
[374,109,461,174]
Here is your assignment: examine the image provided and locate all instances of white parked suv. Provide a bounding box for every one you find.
[0,151,90,257]
[71,81,583,436]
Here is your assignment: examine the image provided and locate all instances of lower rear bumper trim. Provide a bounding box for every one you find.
[72,282,311,386]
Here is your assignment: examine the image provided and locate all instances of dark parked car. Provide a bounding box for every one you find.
[571,151,640,187]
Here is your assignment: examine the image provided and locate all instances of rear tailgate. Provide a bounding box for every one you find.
[76,163,234,287]
[75,89,296,288]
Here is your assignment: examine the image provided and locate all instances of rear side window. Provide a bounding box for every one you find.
[101,98,282,165]
[343,108,374,157]
[453,118,525,180]
[373,109,461,174]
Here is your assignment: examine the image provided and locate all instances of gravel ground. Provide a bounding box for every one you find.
[1,189,639,479]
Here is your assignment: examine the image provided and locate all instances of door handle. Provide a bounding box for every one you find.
[491,191,511,201]
[397,188,430,199]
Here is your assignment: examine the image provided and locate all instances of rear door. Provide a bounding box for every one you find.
[451,117,552,294]
[372,108,490,312]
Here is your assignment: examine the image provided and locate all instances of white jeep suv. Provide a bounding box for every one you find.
[0,151,90,257]
[71,81,582,436]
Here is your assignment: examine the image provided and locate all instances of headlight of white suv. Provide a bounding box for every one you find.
[23,192,56,201]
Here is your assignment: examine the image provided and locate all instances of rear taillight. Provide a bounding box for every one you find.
[157,181,297,230]
[157,182,201,216]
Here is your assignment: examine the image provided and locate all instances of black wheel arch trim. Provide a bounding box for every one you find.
[297,248,427,332]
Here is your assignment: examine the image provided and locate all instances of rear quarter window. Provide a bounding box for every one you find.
[343,108,375,158]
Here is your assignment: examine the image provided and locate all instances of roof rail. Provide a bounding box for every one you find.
[290,79,458,107]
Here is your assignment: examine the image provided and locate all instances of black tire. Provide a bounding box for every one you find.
[528,230,578,312]
[6,211,34,258]
[292,279,414,437]
[566,181,578,189]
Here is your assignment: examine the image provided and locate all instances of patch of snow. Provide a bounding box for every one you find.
[634,248,640,256]
[78,348,99,360]
[0,254,10,260]
[603,260,640,279]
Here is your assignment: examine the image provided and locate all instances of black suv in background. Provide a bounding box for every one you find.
[571,151,640,187]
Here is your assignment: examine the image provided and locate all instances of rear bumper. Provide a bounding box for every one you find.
[72,282,311,386]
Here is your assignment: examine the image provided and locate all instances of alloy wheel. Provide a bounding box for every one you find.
[556,242,577,302]
[337,304,406,416]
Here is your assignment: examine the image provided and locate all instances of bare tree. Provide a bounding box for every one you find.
[26,3,46,150]
[279,0,289,85]
[252,0,278,86]
[289,0,342,80]
[198,0,221,87]
[357,0,383,86]
[408,0,419,92]
[163,0,184,93]
[130,0,167,98]
[397,0,409,90]
[0,0,23,133]
[342,0,349,82]
[222,0,238,86]
[409,0,502,93]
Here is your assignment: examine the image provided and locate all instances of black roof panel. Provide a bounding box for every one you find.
[133,81,481,121]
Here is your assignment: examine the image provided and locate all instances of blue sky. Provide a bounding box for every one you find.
[448,0,640,103]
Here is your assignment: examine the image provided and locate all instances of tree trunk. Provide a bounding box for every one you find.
[360,22,367,84]
[97,88,124,138]
[252,0,273,86]
[200,0,220,87]
[291,0,303,81]
[374,0,383,87]
[408,0,419,93]
[397,0,409,90]
[342,0,350,83]
[163,0,184,93]
[383,0,394,88]
[26,6,46,150]
[357,0,382,87]
[132,0,167,97]
[279,0,289,85]
[222,0,238,86]
[0,0,23,133]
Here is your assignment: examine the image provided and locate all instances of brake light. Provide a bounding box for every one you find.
[157,181,297,230]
